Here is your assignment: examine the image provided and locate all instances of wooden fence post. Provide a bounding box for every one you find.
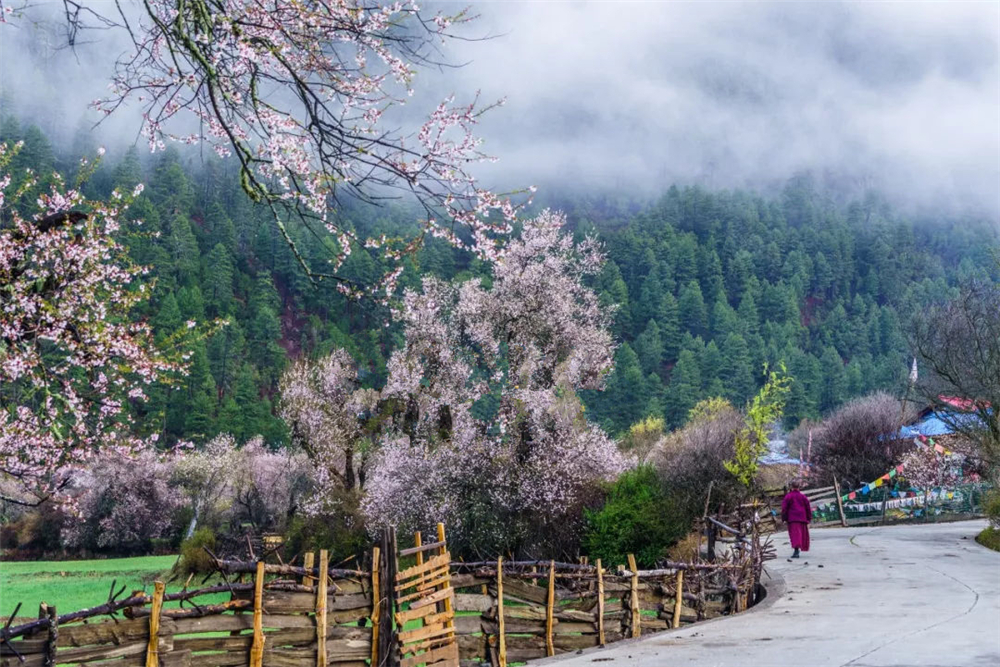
[370,547,381,667]
[496,557,506,667]
[303,552,315,587]
[834,477,848,527]
[435,523,455,637]
[249,562,265,667]
[376,528,396,667]
[146,582,165,667]
[672,570,684,629]
[545,560,555,656]
[880,485,889,525]
[40,604,57,667]
[595,559,605,647]
[413,531,423,567]
[627,555,640,639]
[316,550,328,667]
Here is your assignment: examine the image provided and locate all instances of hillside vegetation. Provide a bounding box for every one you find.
[2,117,996,446]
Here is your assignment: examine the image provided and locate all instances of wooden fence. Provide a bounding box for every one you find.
[1,559,375,667]
[1,526,770,667]
[445,557,752,665]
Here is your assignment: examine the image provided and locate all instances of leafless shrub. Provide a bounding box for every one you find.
[648,402,745,516]
[811,392,912,488]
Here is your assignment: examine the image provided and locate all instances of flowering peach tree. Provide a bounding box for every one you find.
[0,142,181,505]
[279,350,379,503]
[355,211,626,554]
[1,1,531,293]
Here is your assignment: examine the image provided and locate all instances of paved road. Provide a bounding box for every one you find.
[542,521,1000,667]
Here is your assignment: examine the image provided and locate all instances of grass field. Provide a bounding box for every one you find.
[0,555,178,618]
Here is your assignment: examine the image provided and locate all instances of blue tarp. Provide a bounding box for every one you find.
[897,411,985,439]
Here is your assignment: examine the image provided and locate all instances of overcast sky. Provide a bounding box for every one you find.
[2,1,998,216]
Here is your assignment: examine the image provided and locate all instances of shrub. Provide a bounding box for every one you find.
[976,526,1000,552]
[583,466,687,568]
[811,392,912,488]
[983,489,1000,529]
[648,402,745,518]
[174,527,218,576]
[12,503,66,555]
[62,451,184,555]
[283,490,368,564]
[622,416,665,459]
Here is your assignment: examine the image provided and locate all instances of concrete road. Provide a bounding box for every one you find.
[541,521,1000,667]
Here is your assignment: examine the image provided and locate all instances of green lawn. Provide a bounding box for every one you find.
[0,555,178,618]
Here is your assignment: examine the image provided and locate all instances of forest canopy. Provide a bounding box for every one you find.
[2,115,997,451]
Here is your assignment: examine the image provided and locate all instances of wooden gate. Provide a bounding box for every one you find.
[393,524,459,667]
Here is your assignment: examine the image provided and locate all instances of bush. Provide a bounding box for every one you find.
[174,528,218,577]
[583,466,687,568]
[983,489,1000,529]
[283,489,368,563]
[812,392,912,488]
[976,526,1000,552]
[648,401,745,518]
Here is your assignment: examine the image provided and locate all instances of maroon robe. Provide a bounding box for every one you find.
[781,489,812,551]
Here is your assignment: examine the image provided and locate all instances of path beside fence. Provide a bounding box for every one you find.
[541,520,1000,667]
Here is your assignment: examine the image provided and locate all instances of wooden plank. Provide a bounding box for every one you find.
[410,587,454,610]
[395,604,436,626]
[396,571,452,602]
[493,580,546,607]
[496,557,506,667]
[1,640,46,655]
[398,540,446,557]
[398,622,454,646]
[399,643,458,667]
[146,582,165,667]
[316,550,329,667]
[453,594,493,613]
[250,562,265,667]
[59,618,179,647]
[596,559,605,647]
[56,637,172,663]
[56,656,143,667]
[188,651,247,667]
[234,591,371,614]
[161,650,191,667]
[395,554,450,584]
[1,654,44,667]
[545,561,555,657]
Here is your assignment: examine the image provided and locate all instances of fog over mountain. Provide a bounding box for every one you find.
[1,1,998,217]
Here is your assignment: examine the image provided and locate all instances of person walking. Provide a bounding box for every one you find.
[781,479,812,558]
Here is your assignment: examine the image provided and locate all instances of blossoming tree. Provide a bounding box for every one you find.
[1,0,530,293]
[0,142,179,505]
[333,211,626,555]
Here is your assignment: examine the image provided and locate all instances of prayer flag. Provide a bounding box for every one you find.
[889,469,897,478]
[874,478,883,487]
[848,492,856,500]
